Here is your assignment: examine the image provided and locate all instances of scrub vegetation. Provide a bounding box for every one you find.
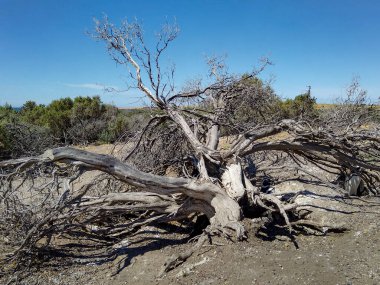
[0,19,379,284]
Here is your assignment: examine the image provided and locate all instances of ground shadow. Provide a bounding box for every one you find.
[31,223,194,277]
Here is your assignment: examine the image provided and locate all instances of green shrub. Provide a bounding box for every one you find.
[20,101,47,126]
[0,97,158,156]
[280,92,317,119]
[0,122,55,158]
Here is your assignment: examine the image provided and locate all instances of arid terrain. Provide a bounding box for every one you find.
[3,145,379,285]
[1,2,379,285]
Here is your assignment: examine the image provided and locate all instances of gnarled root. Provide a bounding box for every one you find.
[209,194,247,240]
[249,191,298,232]
[259,193,295,232]
[290,219,348,234]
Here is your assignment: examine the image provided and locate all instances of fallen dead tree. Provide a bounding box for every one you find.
[0,17,379,280]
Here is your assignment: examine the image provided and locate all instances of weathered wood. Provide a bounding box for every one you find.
[41,147,244,234]
[1,18,379,279]
[221,163,246,201]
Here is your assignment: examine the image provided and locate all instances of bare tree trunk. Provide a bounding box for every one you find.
[221,162,246,201]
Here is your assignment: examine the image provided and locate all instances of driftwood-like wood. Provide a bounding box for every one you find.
[0,18,379,278]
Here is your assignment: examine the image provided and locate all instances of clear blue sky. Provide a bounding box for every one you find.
[1,0,379,107]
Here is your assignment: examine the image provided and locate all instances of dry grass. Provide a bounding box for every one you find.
[315,103,335,110]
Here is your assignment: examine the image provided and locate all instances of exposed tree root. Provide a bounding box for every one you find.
[0,17,379,284]
[259,193,294,232]
[290,220,348,234]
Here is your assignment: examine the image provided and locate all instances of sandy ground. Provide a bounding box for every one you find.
[5,179,379,285]
[2,145,380,285]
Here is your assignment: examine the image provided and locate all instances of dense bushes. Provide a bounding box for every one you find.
[0,96,139,158]
[0,123,54,158]
[0,89,319,158]
[19,96,134,144]
[280,92,317,120]
[1,80,375,159]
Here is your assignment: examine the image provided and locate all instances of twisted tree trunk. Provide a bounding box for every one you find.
[1,18,378,279]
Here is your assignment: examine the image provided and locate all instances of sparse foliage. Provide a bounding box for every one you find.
[320,77,378,130]
[0,18,379,281]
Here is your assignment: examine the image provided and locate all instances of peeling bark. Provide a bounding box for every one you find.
[221,163,246,201]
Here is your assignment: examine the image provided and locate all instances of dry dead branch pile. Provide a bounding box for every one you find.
[0,17,379,280]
